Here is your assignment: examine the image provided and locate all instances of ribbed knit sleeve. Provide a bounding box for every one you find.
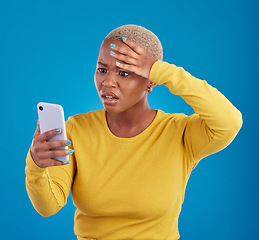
[25,118,76,217]
[149,60,243,164]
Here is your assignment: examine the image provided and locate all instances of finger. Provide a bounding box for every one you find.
[39,159,67,168]
[116,61,150,79]
[33,120,41,139]
[36,128,63,143]
[49,160,67,167]
[38,148,74,160]
[43,139,72,151]
[110,43,139,59]
[115,61,138,74]
[121,37,145,55]
[110,50,138,66]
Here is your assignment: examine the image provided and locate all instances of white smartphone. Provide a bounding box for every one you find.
[37,102,69,162]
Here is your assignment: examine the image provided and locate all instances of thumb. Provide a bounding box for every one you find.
[33,120,41,139]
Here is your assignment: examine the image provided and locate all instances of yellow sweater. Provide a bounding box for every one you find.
[25,61,242,240]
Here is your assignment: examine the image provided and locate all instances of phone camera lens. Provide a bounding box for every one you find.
[39,106,43,111]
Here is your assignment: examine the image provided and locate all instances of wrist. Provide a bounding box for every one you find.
[148,59,158,79]
[27,148,45,171]
[149,61,177,85]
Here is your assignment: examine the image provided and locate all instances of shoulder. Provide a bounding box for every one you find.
[66,109,104,130]
[157,109,198,131]
[68,109,104,122]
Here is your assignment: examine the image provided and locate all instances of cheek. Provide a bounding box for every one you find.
[94,73,101,90]
[123,78,148,94]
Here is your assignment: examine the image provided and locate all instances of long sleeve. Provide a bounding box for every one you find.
[25,119,76,217]
[149,60,243,165]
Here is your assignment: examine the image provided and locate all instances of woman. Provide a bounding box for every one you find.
[25,24,242,240]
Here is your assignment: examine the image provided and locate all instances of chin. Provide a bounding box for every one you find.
[103,104,131,115]
[104,108,124,115]
[103,105,120,114]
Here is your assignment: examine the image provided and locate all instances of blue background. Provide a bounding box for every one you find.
[1,0,258,239]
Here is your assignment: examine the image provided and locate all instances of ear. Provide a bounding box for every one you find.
[149,80,157,88]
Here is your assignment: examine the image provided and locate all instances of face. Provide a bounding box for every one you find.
[94,39,151,114]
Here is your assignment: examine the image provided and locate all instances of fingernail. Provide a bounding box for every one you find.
[116,61,120,65]
[69,149,74,154]
[66,141,71,145]
[56,129,61,133]
[110,44,115,48]
[122,37,127,40]
[110,51,115,55]
[66,161,70,164]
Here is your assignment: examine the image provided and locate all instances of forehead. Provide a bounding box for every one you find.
[98,39,131,61]
[101,38,124,49]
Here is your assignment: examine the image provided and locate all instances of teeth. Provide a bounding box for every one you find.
[106,96,114,99]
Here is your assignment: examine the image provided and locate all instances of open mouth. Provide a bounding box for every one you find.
[101,91,119,104]
[102,95,119,100]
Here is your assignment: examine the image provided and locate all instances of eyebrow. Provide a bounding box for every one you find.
[97,61,108,67]
[97,61,132,73]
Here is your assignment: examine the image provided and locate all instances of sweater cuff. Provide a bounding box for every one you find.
[26,149,46,172]
[149,60,177,85]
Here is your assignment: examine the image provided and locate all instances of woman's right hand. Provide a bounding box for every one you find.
[30,121,73,168]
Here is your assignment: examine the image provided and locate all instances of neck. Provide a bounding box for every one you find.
[106,101,157,138]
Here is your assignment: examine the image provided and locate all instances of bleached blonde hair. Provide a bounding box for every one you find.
[104,24,163,61]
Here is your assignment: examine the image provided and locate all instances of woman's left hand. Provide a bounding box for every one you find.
[110,37,157,79]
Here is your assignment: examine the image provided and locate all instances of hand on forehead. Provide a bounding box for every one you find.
[105,37,157,80]
[104,38,146,58]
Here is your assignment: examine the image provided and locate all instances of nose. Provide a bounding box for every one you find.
[102,72,117,88]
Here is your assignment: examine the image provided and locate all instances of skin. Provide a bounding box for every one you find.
[95,38,157,138]
[30,121,73,168]
[31,37,157,168]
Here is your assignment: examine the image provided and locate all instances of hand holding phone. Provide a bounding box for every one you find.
[30,102,74,168]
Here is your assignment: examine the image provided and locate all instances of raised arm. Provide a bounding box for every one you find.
[109,37,242,166]
[149,61,243,164]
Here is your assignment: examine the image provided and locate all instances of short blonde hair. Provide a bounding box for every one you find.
[104,24,163,61]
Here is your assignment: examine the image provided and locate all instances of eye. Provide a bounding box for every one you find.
[119,71,130,77]
[97,68,107,74]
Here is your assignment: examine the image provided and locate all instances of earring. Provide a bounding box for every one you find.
[147,87,153,93]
